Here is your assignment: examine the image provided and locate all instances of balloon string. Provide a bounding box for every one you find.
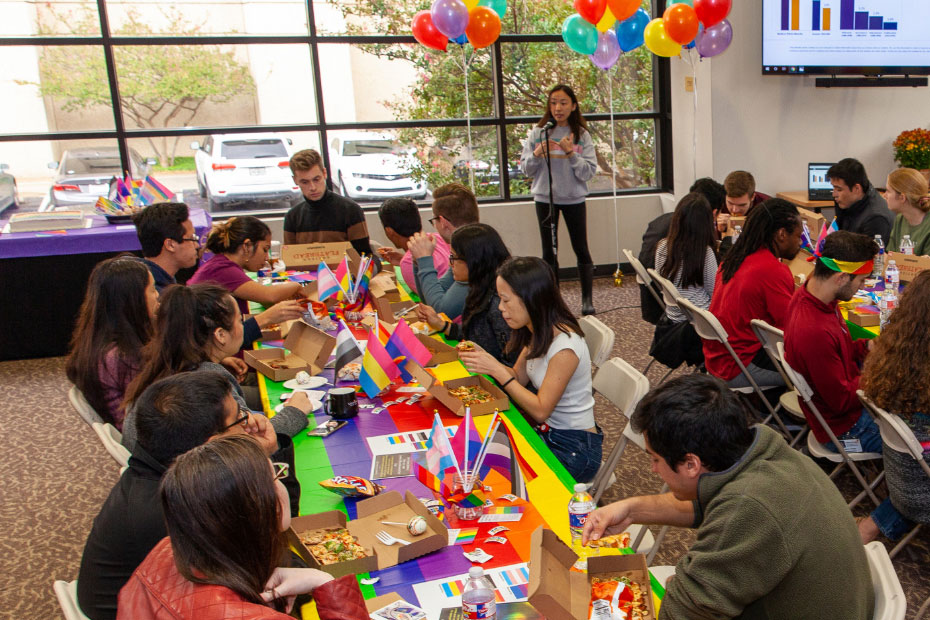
[609,73,619,270]
[462,45,476,195]
[686,48,698,182]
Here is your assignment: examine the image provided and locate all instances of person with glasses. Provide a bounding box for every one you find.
[77,372,294,620]
[376,197,450,295]
[118,435,366,620]
[416,224,517,367]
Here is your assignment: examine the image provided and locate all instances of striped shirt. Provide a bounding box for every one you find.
[655,239,717,323]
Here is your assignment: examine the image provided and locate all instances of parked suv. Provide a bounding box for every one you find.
[328,132,426,202]
[0,163,18,214]
[47,148,154,209]
[192,133,302,211]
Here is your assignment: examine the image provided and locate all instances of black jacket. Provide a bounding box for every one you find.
[835,186,893,246]
[447,292,517,367]
[638,213,673,324]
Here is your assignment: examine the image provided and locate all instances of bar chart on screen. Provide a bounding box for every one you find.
[776,0,903,34]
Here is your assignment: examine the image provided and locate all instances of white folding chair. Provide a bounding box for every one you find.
[863,541,907,620]
[858,390,929,559]
[677,297,794,439]
[53,579,91,620]
[68,385,105,427]
[92,422,131,469]
[776,343,884,509]
[623,248,664,310]
[578,315,616,368]
[750,320,808,448]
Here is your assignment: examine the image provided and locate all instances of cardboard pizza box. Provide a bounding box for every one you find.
[725,215,746,237]
[797,206,827,242]
[282,242,361,272]
[349,491,447,571]
[847,305,880,328]
[405,361,509,417]
[287,511,378,578]
[244,319,335,381]
[417,333,458,366]
[887,251,930,283]
[784,248,815,287]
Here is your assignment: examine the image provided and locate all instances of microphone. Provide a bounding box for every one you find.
[542,118,556,130]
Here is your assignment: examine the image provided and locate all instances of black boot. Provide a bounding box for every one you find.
[580,263,595,316]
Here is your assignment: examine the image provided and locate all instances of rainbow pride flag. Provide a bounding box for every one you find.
[139,175,175,204]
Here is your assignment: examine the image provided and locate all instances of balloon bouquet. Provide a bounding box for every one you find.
[411,0,506,51]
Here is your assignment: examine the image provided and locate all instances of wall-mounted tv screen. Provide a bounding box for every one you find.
[762,0,930,75]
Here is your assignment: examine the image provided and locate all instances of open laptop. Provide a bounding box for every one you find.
[808,163,835,201]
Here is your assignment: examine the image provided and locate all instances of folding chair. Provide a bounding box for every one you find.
[749,320,808,448]
[53,579,91,620]
[858,390,929,559]
[677,297,794,439]
[776,343,884,509]
[68,385,105,427]
[92,422,131,469]
[863,541,907,620]
[578,315,616,368]
[623,248,664,311]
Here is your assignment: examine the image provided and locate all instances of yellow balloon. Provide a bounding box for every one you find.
[643,17,682,57]
[596,7,616,33]
[464,0,480,10]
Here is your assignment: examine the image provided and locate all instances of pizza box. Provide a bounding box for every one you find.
[255,318,297,342]
[243,319,335,382]
[797,206,827,243]
[405,361,509,417]
[282,242,361,272]
[887,251,930,283]
[785,248,815,287]
[370,275,417,324]
[725,215,746,237]
[365,593,404,614]
[527,527,656,620]
[417,333,458,366]
[349,491,448,571]
[287,510,378,579]
[847,304,880,328]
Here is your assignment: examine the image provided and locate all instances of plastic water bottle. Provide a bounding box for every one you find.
[880,287,898,331]
[462,567,496,620]
[901,235,915,255]
[871,235,885,279]
[885,259,900,290]
[569,483,595,546]
[732,225,742,243]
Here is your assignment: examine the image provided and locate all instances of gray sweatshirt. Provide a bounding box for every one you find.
[519,125,597,205]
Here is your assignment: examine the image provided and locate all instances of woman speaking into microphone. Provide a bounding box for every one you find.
[519,84,598,315]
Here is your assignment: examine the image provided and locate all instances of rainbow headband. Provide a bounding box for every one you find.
[807,253,874,275]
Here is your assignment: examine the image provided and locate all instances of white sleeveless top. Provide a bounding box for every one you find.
[525,331,595,430]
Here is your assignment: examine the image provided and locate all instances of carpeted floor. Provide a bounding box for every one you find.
[1,276,927,619]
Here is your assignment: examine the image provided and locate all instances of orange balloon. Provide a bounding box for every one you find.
[605,0,639,22]
[466,6,501,49]
[663,3,699,45]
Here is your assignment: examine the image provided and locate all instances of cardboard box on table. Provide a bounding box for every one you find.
[282,242,361,272]
[724,215,746,237]
[370,274,417,324]
[797,206,827,240]
[784,248,815,287]
[405,361,509,416]
[244,317,297,342]
[527,527,657,620]
[847,305,880,328]
[417,333,458,366]
[887,251,930,283]
[287,491,447,578]
[244,319,335,382]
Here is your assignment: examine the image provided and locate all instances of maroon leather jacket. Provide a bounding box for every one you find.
[117,538,368,620]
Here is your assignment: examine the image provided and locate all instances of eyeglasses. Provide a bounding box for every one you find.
[449,253,465,265]
[428,215,443,227]
[272,462,289,481]
[221,407,251,432]
[179,236,202,246]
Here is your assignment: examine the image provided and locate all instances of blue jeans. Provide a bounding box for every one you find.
[870,498,916,541]
[824,409,883,454]
[542,427,603,484]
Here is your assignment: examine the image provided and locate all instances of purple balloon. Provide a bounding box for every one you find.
[589,31,622,71]
[696,18,732,58]
[431,0,469,39]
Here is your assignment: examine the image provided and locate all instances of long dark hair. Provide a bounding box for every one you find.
[499,257,581,359]
[660,192,716,289]
[453,224,511,328]
[124,284,237,405]
[537,84,588,144]
[160,435,286,610]
[720,198,799,283]
[205,216,270,254]
[66,256,153,423]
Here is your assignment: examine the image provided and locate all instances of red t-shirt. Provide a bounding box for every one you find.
[784,283,870,443]
[703,247,795,381]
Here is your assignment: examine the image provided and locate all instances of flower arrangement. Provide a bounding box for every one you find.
[893,128,930,170]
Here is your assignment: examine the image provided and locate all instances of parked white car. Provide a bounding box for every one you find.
[328,132,426,202]
[191,133,301,211]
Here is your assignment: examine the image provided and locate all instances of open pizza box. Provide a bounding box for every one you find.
[365,593,404,614]
[797,206,827,242]
[724,215,746,237]
[785,248,815,287]
[282,241,361,272]
[527,527,656,620]
[244,319,335,382]
[887,251,930,283]
[417,333,458,366]
[287,510,378,578]
[370,275,417,324]
[253,318,298,342]
[405,360,509,417]
[846,304,880,328]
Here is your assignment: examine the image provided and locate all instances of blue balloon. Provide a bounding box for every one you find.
[452,32,468,44]
[615,8,649,53]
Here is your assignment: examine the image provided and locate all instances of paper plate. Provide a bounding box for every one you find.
[282,376,329,390]
[275,399,323,414]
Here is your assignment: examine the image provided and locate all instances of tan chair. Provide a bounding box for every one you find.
[858,390,929,559]
[863,541,907,620]
[749,319,808,448]
[776,343,883,509]
[623,248,664,310]
[578,315,616,368]
[92,422,131,469]
[53,579,91,620]
[68,385,105,427]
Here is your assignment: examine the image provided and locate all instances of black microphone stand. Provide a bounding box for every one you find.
[542,123,558,278]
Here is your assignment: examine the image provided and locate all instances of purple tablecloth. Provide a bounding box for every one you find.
[0,208,212,259]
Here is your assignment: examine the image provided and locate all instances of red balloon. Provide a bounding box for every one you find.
[466,6,501,49]
[694,0,731,28]
[412,10,449,51]
[606,0,639,22]
[664,3,699,45]
[574,0,607,26]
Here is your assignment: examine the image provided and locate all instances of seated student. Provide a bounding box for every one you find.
[408,182,479,319]
[703,199,802,389]
[118,435,364,620]
[376,197,450,294]
[122,284,312,450]
[134,203,303,349]
[66,256,157,430]
[459,257,601,482]
[885,167,930,254]
[584,374,874,620]
[417,223,516,366]
[284,148,377,268]
[785,231,880,454]
[77,371,286,620]
[828,158,894,245]
[715,170,770,234]
[650,192,717,369]
[860,270,930,544]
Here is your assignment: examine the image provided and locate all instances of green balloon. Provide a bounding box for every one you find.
[478,0,506,19]
[562,14,598,55]
[673,0,694,5]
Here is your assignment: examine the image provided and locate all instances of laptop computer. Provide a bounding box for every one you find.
[808,163,835,201]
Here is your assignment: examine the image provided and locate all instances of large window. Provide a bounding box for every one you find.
[0,0,671,216]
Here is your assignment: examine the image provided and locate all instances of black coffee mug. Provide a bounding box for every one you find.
[325,387,359,419]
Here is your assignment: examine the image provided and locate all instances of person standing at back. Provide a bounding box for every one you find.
[884,167,930,255]
[828,158,893,245]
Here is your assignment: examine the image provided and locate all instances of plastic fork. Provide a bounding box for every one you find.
[375,530,411,546]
